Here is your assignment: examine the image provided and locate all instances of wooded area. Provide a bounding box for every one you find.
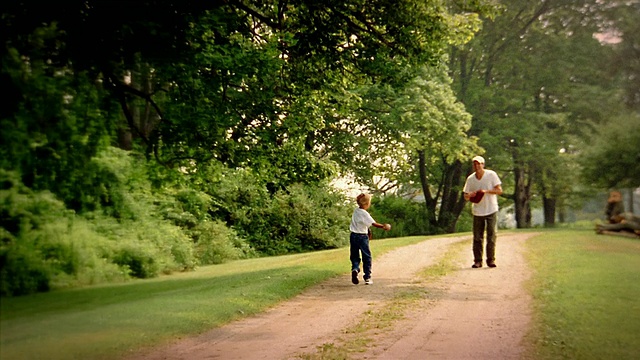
[1,0,638,296]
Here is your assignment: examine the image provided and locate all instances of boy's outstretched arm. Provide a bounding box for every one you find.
[372,222,391,231]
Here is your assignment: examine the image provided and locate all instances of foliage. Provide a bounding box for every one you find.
[397,65,478,231]
[579,114,640,189]
[0,43,117,212]
[0,170,128,296]
[368,195,436,238]
[1,148,253,296]
[0,0,490,186]
[338,64,477,187]
[192,220,253,265]
[319,63,478,233]
[448,0,632,227]
[1,141,360,296]
[209,173,351,255]
[606,2,640,112]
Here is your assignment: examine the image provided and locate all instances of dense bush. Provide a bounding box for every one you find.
[154,187,255,265]
[368,195,435,238]
[1,242,50,296]
[0,171,127,296]
[0,149,225,296]
[208,171,351,255]
[192,220,254,265]
[0,148,355,296]
[0,49,118,214]
[112,243,161,279]
[235,183,350,255]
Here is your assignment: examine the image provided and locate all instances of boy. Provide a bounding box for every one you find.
[349,193,391,285]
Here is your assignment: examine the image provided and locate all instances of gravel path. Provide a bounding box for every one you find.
[128,233,537,360]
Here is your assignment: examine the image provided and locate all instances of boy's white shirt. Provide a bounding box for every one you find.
[463,169,501,216]
[350,207,375,234]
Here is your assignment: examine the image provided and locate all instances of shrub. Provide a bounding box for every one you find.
[226,180,350,255]
[0,243,50,296]
[0,166,196,295]
[369,195,434,238]
[0,172,134,295]
[193,220,254,265]
[112,243,160,279]
[88,214,196,275]
[0,171,66,295]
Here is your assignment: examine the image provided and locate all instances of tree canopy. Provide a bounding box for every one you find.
[2,0,638,296]
[448,0,637,227]
[0,0,493,295]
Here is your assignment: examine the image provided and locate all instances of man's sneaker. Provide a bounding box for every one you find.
[487,262,497,268]
[351,269,359,284]
[364,278,373,285]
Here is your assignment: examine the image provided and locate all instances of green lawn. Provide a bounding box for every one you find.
[525,228,640,360]
[1,230,639,360]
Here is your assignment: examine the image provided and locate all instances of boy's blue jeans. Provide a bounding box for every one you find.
[350,232,372,280]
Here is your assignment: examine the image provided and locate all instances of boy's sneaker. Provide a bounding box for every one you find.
[351,270,359,284]
[364,278,373,285]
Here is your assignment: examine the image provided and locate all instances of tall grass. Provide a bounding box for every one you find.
[525,229,640,359]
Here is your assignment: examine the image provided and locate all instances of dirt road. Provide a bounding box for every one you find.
[129,233,537,360]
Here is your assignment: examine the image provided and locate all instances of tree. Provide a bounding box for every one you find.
[606,1,640,112]
[580,114,640,189]
[309,61,481,233]
[578,1,640,190]
[1,0,486,196]
[400,65,479,232]
[448,0,624,227]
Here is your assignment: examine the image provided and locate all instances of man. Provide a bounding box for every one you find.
[463,155,503,268]
[604,190,625,224]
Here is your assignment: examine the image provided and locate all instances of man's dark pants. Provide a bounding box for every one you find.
[473,212,497,263]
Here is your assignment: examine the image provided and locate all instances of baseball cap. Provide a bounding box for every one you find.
[472,155,485,164]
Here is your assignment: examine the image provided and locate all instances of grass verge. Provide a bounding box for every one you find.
[0,234,456,360]
[525,229,640,359]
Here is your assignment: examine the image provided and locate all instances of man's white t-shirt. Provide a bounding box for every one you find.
[350,208,375,234]
[463,169,502,216]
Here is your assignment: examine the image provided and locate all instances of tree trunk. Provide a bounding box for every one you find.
[558,202,567,223]
[417,150,438,229]
[115,61,160,151]
[117,125,133,150]
[416,152,469,233]
[543,196,556,227]
[513,166,532,228]
[437,161,467,233]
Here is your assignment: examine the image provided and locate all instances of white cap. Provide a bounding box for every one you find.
[472,155,485,164]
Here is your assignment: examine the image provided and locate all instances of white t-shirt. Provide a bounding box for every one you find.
[463,169,502,216]
[350,208,376,234]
